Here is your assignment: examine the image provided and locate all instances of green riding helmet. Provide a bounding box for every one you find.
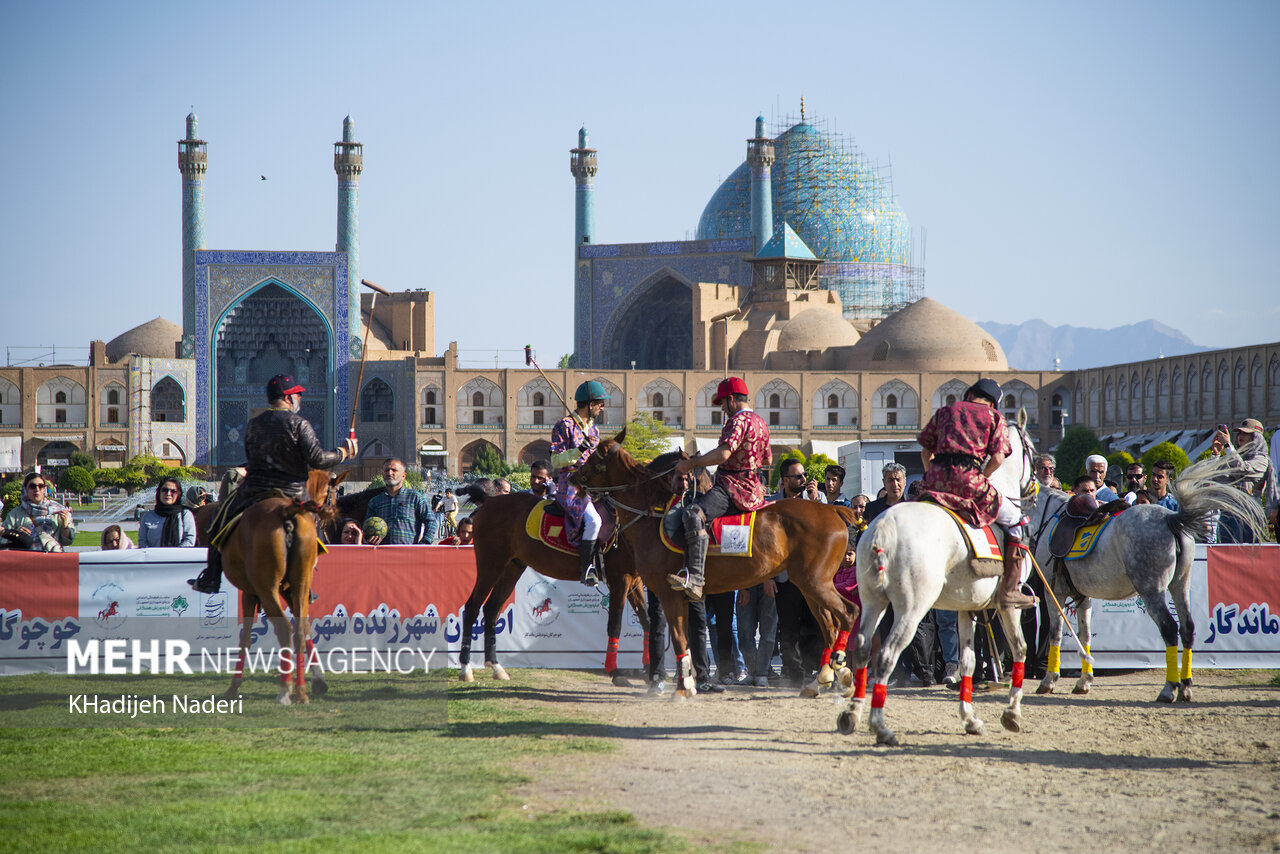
[574,380,612,404]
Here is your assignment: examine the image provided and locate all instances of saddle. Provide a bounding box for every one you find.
[658,497,760,558]
[524,499,617,556]
[935,506,1005,577]
[1048,512,1119,561]
[208,488,327,554]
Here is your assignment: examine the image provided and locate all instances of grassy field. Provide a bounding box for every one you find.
[0,670,685,853]
[71,530,136,547]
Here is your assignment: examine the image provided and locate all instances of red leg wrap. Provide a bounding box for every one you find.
[296,650,306,688]
[961,675,973,704]
[819,647,832,667]
[871,682,887,709]
[642,632,651,668]
[605,637,619,673]
[835,630,850,651]
[854,667,867,699]
[1011,661,1025,689]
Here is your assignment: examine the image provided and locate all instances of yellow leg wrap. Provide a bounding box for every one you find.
[1081,644,1093,677]
[1047,645,1061,675]
[1165,646,1178,683]
[1180,647,1192,682]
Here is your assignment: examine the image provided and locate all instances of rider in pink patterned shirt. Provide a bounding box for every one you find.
[670,377,772,601]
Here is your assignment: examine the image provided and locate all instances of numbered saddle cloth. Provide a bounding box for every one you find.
[524,499,615,555]
[658,497,760,557]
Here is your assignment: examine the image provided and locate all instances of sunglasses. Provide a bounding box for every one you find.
[159,488,179,495]
[28,482,46,489]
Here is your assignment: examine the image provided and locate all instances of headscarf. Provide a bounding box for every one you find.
[153,478,185,547]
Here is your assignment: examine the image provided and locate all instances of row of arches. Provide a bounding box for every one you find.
[0,375,186,427]
[1085,354,1280,426]
[389,375,1065,432]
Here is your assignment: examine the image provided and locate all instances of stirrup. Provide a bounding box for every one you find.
[665,569,703,602]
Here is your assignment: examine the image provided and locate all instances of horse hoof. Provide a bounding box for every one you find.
[817,664,835,686]
[874,728,901,747]
[277,692,292,706]
[1177,682,1193,703]
[1156,683,1176,703]
[1035,682,1054,695]
[1072,682,1091,695]
[836,711,856,735]
[964,719,985,736]
[611,673,635,688]
[836,667,853,689]
[800,680,822,699]
[489,664,510,681]
[1001,710,1021,733]
[311,677,328,697]
[460,664,475,683]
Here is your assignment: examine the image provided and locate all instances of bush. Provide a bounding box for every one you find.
[1055,426,1101,483]
[506,469,532,491]
[772,449,805,490]
[91,467,118,488]
[619,412,673,464]
[1106,450,1134,470]
[1140,442,1191,477]
[805,453,837,484]
[470,444,509,476]
[69,451,96,470]
[1,479,22,517]
[58,466,96,496]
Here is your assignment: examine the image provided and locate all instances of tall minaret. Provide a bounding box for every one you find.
[747,115,775,254]
[178,111,207,352]
[570,126,597,247]
[334,116,363,343]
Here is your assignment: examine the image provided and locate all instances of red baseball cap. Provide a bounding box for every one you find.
[713,376,749,405]
[267,374,305,399]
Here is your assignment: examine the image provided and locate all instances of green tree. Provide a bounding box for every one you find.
[805,453,837,484]
[471,444,509,476]
[91,467,119,489]
[69,451,96,470]
[1,479,22,518]
[1106,450,1134,470]
[505,466,532,491]
[1140,442,1191,478]
[59,466,95,496]
[557,353,575,369]
[1055,425,1101,483]
[619,412,673,464]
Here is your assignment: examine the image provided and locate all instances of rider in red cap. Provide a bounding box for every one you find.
[669,377,772,600]
[189,373,357,594]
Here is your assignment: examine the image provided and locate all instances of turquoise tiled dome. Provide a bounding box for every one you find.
[696,121,917,316]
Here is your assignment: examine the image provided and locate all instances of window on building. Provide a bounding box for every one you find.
[472,391,484,407]
[56,409,67,423]
[653,411,663,423]
[712,411,722,425]
[473,410,484,425]
[769,411,779,426]
[533,410,544,425]
[424,406,436,424]
[886,394,898,408]
[769,393,781,408]
[107,408,119,423]
[652,392,664,407]
[425,389,437,405]
[887,411,897,426]
[827,394,839,409]
[828,412,838,425]
[533,392,545,407]
[107,389,120,405]
[55,391,67,404]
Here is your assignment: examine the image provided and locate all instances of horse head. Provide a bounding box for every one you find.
[306,469,348,526]
[994,413,1039,509]
[573,428,637,491]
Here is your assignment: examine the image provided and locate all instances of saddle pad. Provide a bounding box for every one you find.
[659,499,758,558]
[938,506,1002,561]
[1047,515,1114,561]
[525,500,578,556]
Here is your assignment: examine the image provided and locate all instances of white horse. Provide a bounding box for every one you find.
[1027,456,1269,702]
[837,415,1037,745]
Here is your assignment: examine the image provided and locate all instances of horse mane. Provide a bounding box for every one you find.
[457,482,495,506]
[1169,455,1269,541]
[337,485,381,516]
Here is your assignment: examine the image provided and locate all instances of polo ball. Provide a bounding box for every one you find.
[363,517,389,540]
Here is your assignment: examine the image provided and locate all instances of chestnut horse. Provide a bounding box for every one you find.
[459,488,651,686]
[573,436,859,698]
[194,469,346,704]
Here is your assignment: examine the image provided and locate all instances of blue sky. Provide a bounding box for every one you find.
[2,1,1276,367]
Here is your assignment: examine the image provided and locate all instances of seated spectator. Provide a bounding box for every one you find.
[100,524,135,550]
[3,472,75,551]
[185,486,213,510]
[439,517,474,545]
[138,477,197,547]
[338,518,363,544]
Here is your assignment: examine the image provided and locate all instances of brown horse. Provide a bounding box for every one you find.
[574,436,859,698]
[194,469,346,704]
[460,487,651,686]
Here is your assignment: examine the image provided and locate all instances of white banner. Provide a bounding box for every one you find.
[0,436,20,473]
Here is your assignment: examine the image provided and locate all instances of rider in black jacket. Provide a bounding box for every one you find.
[188,374,357,594]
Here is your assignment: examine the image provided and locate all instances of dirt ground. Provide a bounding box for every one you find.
[509,669,1280,853]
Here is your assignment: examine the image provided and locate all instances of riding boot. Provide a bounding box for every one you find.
[578,539,599,587]
[667,531,707,602]
[188,547,223,594]
[997,538,1037,610]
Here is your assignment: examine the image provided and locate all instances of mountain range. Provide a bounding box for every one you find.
[978,319,1208,372]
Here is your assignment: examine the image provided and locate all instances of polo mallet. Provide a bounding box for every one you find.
[1028,550,1095,665]
[524,345,585,431]
[348,278,390,440]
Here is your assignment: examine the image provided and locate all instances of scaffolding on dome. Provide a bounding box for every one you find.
[768,113,925,321]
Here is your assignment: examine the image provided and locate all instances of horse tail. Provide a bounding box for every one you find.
[457,483,491,506]
[864,517,896,591]
[1170,455,1269,542]
[831,505,857,527]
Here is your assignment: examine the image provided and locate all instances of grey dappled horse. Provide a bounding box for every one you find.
[1028,456,1268,703]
